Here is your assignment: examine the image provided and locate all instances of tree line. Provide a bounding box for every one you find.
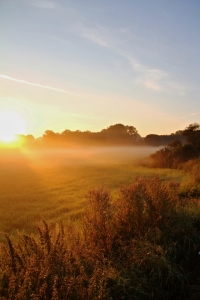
[149,123,200,168]
[17,123,186,147]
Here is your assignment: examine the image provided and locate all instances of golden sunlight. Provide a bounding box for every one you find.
[0,110,26,144]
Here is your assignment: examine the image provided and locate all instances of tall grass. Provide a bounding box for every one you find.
[0,147,186,242]
[1,176,200,299]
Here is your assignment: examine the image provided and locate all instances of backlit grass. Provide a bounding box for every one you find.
[0,146,187,242]
[1,177,200,299]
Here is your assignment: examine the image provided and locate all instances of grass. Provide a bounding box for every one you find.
[1,177,200,299]
[0,146,187,242]
[1,146,200,299]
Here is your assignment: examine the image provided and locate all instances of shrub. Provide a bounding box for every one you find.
[181,157,200,184]
[114,176,179,242]
[1,177,200,299]
[149,141,199,169]
[83,187,114,259]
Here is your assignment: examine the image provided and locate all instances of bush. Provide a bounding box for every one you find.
[181,157,200,184]
[149,141,199,169]
[114,176,179,241]
[1,177,200,299]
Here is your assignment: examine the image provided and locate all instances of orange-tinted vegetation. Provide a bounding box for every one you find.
[148,123,200,169]
[0,146,184,241]
[1,123,200,299]
[0,123,184,149]
[1,177,200,299]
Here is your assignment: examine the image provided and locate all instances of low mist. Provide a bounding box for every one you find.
[0,146,161,168]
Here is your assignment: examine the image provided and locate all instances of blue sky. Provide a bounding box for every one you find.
[0,0,200,137]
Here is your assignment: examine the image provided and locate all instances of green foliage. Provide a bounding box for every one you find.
[1,177,200,299]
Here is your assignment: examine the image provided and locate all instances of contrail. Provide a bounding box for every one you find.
[0,74,83,97]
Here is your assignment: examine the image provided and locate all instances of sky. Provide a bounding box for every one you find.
[0,0,200,137]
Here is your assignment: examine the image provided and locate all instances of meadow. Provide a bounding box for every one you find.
[2,146,200,299]
[0,146,187,242]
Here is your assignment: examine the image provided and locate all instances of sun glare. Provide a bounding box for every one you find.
[0,110,26,145]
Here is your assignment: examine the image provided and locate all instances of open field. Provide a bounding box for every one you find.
[1,146,200,299]
[0,146,188,242]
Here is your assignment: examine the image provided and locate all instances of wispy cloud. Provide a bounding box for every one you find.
[0,75,83,97]
[82,31,108,47]
[122,53,167,91]
[137,74,163,91]
[77,23,130,49]
[74,22,188,95]
[26,0,57,9]
[179,112,200,119]
[117,50,188,95]
[78,25,112,48]
[189,112,200,116]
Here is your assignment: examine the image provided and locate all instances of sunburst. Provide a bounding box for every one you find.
[0,110,26,144]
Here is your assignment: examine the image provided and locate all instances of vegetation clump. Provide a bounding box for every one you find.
[1,176,200,299]
[147,123,200,199]
[148,123,200,169]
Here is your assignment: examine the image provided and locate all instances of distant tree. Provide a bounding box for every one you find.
[125,125,138,136]
[39,124,140,147]
[168,139,182,149]
[16,134,35,146]
[182,123,200,149]
[61,129,71,136]
[42,130,60,145]
[175,130,183,135]
[103,124,124,135]
[101,124,138,144]
[104,124,138,136]
[144,134,161,146]
[26,134,35,143]
[149,136,198,168]
[43,130,58,138]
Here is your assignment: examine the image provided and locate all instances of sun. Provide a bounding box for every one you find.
[0,110,26,144]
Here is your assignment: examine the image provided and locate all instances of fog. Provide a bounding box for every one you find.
[25,146,160,166]
[0,146,161,168]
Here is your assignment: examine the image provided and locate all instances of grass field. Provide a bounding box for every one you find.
[2,146,200,300]
[0,146,188,242]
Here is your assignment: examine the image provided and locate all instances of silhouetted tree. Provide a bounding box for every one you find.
[38,124,140,147]
[144,134,161,146]
[42,130,60,145]
[149,124,200,168]
[101,124,139,144]
[182,123,200,150]
[104,124,137,136]
[26,134,35,143]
